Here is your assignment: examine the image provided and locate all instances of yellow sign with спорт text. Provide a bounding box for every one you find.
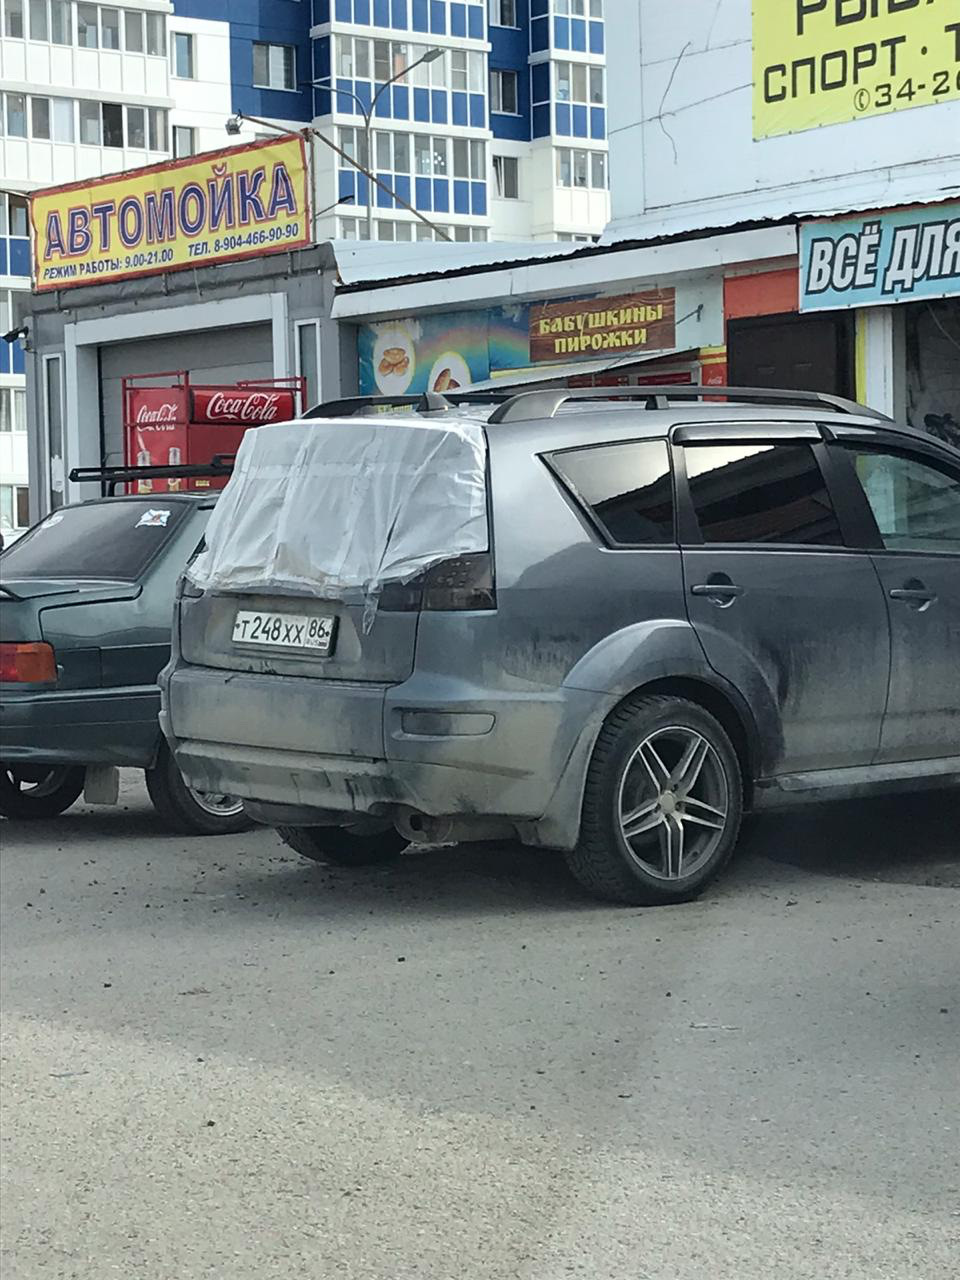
[752,0,960,139]
[31,135,310,291]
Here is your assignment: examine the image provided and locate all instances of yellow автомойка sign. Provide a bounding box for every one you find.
[753,0,959,139]
[31,135,310,291]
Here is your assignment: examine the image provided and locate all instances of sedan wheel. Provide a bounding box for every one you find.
[0,766,86,820]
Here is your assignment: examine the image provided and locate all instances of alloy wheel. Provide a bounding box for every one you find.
[616,726,729,881]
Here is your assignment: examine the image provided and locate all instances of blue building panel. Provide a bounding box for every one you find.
[12,345,25,376]
[431,89,447,123]
[555,102,571,135]
[376,178,393,207]
[553,16,569,49]
[571,18,586,51]
[453,180,470,215]
[0,345,9,376]
[415,176,432,211]
[373,0,389,25]
[339,170,356,200]
[530,0,547,13]
[470,182,486,216]
[530,17,548,51]
[572,103,588,137]
[429,0,445,34]
[356,173,370,206]
[413,87,430,121]
[451,3,466,37]
[411,0,428,31]
[590,106,605,139]
[374,88,392,117]
[433,179,449,213]
[314,0,330,22]
[468,93,485,128]
[452,92,468,126]
[531,61,549,103]
[0,242,7,275]
[335,0,350,20]
[467,5,484,38]
[355,0,371,21]
[532,103,549,136]
[394,175,411,206]
[391,0,407,27]
[392,84,409,118]
[589,20,604,53]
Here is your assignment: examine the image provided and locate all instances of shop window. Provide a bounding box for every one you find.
[684,444,844,547]
[493,154,518,198]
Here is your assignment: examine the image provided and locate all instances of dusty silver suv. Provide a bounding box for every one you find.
[160,386,960,904]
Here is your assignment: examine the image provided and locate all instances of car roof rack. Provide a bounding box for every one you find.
[69,455,235,497]
[304,391,511,418]
[485,384,891,424]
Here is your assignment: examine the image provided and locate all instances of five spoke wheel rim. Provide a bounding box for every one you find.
[188,788,245,818]
[617,727,729,882]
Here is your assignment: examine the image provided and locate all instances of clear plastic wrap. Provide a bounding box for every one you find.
[186,415,489,613]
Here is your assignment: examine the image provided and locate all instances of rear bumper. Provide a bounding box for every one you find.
[162,664,611,846]
[0,686,161,767]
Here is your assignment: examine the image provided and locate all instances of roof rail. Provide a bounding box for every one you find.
[304,390,513,418]
[486,384,891,425]
[69,455,235,497]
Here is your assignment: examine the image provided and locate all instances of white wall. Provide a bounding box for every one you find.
[605,0,960,242]
[167,16,234,156]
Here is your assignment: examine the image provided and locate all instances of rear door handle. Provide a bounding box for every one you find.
[690,579,744,607]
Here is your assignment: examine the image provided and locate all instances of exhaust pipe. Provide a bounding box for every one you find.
[395,809,516,846]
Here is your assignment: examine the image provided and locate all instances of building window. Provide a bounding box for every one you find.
[145,12,164,56]
[126,105,145,148]
[490,69,518,115]
[173,125,196,157]
[124,9,143,51]
[0,387,27,434]
[555,61,604,106]
[101,6,119,50]
[0,485,31,532]
[76,2,97,46]
[489,0,517,27]
[148,106,167,151]
[171,31,195,79]
[589,0,603,15]
[555,147,607,189]
[4,0,24,38]
[414,135,448,177]
[253,42,296,90]
[101,101,123,148]
[338,125,370,170]
[52,97,74,141]
[3,93,28,138]
[50,0,70,43]
[79,98,100,144]
[453,138,485,180]
[493,154,519,198]
[28,0,48,39]
[30,95,50,138]
[7,195,29,236]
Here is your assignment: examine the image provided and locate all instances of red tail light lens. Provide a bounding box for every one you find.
[0,642,58,684]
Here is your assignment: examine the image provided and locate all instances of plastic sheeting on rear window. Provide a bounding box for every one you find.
[187,416,489,615]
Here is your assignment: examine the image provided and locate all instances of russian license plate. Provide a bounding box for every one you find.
[232,609,336,656]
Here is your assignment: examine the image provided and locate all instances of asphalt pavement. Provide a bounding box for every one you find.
[1,776,958,1280]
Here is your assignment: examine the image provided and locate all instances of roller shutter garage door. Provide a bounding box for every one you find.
[99,324,274,466]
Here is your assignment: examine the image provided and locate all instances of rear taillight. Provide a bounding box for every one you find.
[380,552,497,613]
[0,642,58,684]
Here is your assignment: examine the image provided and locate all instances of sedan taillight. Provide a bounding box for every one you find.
[0,642,58,684]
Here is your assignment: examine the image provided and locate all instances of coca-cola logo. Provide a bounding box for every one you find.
[193,389,295,425]
[135,402,180,424]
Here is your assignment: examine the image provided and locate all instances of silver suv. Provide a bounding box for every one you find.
[160,386,960,904]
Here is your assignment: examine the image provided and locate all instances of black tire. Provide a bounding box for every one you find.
[277,823,409,867]
[145,743,253,836]
[0,765,86,820]
[567,695,743,906]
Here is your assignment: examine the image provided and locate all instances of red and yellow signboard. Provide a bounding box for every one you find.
[31,135,310,292]
[529,290,677,362]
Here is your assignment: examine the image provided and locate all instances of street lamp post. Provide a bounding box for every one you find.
[308,47,442,241]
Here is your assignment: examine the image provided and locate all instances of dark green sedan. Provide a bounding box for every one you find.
[0,494,249,834]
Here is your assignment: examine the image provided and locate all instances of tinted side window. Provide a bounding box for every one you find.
[848,448,960,554]
[684,443,844,546]
[550,440,674,546]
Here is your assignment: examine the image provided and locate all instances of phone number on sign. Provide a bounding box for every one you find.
[188,224,304,257]
[855,70,960,112]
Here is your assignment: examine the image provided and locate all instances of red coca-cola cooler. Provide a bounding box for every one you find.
[122,371,305,493]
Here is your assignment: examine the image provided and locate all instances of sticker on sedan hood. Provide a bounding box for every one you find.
[136,509,171,528]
